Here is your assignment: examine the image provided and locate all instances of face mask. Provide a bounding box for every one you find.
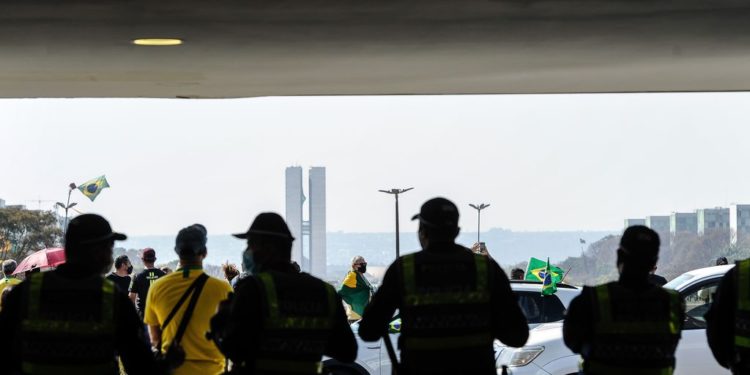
[242,250,256,275]
[127,265,134,275]
[358,264,367,274]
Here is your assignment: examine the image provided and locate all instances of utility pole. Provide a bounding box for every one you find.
[379,188,414,258]
[469,203,490,243]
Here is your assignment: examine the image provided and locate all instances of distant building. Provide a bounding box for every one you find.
[284,166,327,277]
[645,215,671,247]
[0,198,5,208]
[285,167,304,265]
[624,218,646,228]
[670,212,697,236]
[309,167,327,277]
[730,204,750,244]
[697,207,730,235]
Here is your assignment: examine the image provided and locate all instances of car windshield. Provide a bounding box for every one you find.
[664,273,695,290]
[516,291,567,323]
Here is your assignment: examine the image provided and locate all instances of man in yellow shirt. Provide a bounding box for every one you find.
[144,224,232,375]
[0,260,21,309]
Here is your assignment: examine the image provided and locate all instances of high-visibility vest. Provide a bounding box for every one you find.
[734,259,750,367]
[399,253,493,357]
[582,282,681,375]
[20,272,118,375]
[254,272,337,375]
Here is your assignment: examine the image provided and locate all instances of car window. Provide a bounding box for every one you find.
[516,291,566,323]
[681,279,720,330]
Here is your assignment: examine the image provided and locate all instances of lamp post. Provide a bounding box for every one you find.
[378,188,414,258]
[469,203,490,243]
[56,183,78,237]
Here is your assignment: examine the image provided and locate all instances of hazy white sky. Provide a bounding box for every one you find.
[2,93,750,236]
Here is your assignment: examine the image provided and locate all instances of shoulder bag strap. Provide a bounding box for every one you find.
[156,273,206,350]
[162,274,203,329]
[171,273,210,347]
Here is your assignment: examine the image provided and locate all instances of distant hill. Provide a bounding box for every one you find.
[553,229,750,286]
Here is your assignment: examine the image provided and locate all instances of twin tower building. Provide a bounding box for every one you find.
[285,166,327,277]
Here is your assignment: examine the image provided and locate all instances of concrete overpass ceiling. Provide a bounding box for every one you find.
[2,0,750,98]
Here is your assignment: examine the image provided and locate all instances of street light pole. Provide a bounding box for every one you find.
[56,183,78,237]
[469,203,490,243]
[379,188,414,258]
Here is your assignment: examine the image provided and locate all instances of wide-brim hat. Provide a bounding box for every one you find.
[233,212,295,240]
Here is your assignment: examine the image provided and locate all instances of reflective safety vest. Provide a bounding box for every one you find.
[734,259,750,366]
[20,272,118,375]
[399,253,493,363]
[254,272,337,374]
[582,283,681,375]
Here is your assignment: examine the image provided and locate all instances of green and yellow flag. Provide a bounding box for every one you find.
[542,258,557,296]
[525,257,564,295]
[77,175,110,202]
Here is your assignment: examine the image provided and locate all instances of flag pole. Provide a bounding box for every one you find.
[561,266,572,283]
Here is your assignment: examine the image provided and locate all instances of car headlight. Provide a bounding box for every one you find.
[497,346,545,367]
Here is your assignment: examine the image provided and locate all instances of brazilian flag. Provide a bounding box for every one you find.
[542,258,557,296]
[78,175,110,202]
[525,257,563,295]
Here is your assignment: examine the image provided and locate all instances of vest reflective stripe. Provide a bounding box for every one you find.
[584,361,673,375]
[256,359,323,374]
[21,273,117,375]
[594,284,680,335]
[400,253,493,352]
[402,254,490,306]
[585,284,679,374]
[736,260,750,348]
[257,273,336,330]
[737,335,750,348]
[739,260,750,310]
[21,362,118,375]
[403,333,493,350]
[24,273,115,326]
[22,319,114,334]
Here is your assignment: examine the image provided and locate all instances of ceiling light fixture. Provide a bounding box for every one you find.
[132,38,183,46]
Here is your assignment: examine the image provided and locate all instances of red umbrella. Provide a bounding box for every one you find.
[12,247,66,274]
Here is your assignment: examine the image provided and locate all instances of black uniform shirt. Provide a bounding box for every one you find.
[129,267,166,315]
[0,264,159,375]
[649,273,669,287]
[106,272,132,293]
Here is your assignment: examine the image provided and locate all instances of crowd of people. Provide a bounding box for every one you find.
[1,197,750,374]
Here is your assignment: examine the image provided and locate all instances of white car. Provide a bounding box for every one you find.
[495,265,734,375]
[323,281,581,375]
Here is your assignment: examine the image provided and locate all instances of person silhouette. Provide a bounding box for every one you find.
[210,212,356,374]
[563,225,684,374]
[0,214,159,375]
[358,197,529,374]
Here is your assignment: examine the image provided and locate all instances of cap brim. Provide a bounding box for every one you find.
[411,214,419,221]
[232,232,249,239]
[233,229,294,240]
[76,232,127,246]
